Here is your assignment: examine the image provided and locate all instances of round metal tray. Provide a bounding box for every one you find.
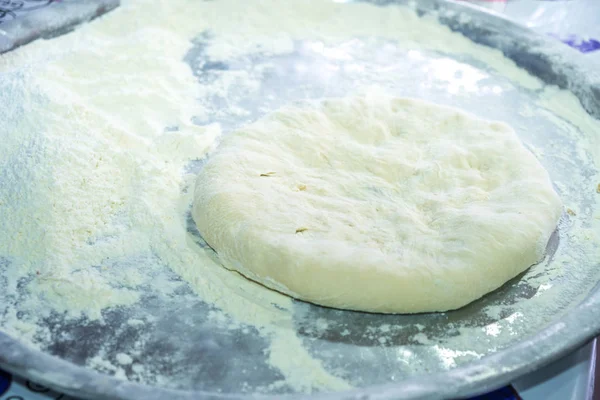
[1,0,599,399]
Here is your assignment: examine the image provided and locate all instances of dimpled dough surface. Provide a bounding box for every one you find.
[192,95,562,313]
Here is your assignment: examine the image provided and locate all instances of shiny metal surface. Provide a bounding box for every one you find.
[0,1,599,399]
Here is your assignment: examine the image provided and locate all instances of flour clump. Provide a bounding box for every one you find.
[192,95,562,313]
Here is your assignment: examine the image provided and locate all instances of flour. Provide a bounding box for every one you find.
[116,353,133,366]
[0,0,598,396]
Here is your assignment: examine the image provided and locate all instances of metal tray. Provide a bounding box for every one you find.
[0,0,599,399]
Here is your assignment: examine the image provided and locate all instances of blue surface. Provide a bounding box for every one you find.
[0,369,10,396]
[561,36,600,53]
[469,386,521,400]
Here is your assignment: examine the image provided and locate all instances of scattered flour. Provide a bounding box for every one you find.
[0,0,598,396]
[116,353,133,366]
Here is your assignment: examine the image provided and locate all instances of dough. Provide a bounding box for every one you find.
[192,95,562,313]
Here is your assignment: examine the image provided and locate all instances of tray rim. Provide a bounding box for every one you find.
[1,0,599,399]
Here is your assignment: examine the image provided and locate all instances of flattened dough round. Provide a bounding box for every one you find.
[192,95,562,313]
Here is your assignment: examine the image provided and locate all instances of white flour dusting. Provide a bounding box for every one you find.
[0,0,599,395]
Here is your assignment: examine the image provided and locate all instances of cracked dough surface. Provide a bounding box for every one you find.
[192,95,562,313]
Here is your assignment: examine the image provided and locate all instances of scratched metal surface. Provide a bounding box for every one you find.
[0,0,119,54]
[0,1,599,399]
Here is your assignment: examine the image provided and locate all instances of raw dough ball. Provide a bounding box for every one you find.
[192,95,562,313]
